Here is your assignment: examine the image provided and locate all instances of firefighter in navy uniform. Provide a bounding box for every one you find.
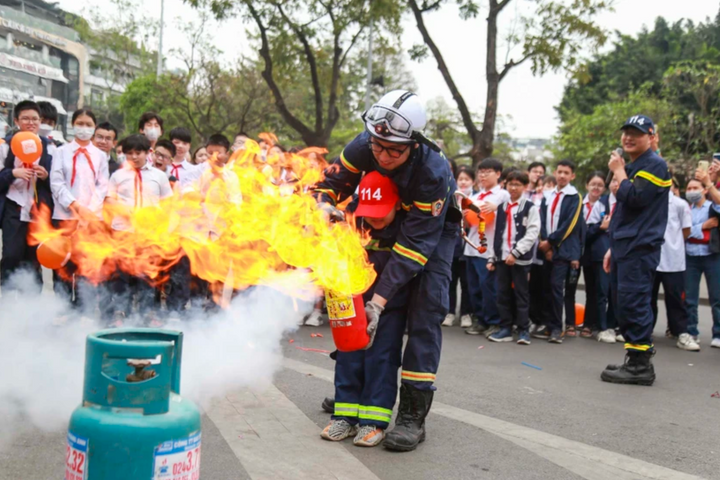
[314,90,459,451]
[602,115,670,386]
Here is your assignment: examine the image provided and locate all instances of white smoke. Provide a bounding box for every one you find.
[0,270,308,450]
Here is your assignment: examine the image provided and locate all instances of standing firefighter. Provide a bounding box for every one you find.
[314,90,459,451]
[602,115,670,386]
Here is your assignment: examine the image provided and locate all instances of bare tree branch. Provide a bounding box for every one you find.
[244,0,315,142]
[408,0,479,140]
[274,2,324,132]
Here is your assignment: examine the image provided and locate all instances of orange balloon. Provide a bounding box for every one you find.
[11,131,42,165]
[37,236,71,270]
[575,303,585,326]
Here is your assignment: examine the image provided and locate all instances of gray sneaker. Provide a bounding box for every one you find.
[321,419,358,441]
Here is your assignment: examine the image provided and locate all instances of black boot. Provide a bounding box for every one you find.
[321,397,335,414]
[601,351,655,386]
[384,384,434,452]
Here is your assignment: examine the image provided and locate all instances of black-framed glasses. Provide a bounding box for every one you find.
[367,138,410,159]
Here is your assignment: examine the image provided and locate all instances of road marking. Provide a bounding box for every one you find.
[283,358,703,480]
[204,382,381,480]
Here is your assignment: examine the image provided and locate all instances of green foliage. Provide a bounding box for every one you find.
[186,0,408,147]
[554,88,675,180]
[559,13,720,121]
[557,10,720,178]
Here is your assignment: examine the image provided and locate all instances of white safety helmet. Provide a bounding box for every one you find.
[363,90,427,144]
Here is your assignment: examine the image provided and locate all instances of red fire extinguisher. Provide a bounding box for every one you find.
[324,291,370,351]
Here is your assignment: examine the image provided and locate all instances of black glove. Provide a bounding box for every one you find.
[364,301,384,350]
[318,202,345,223]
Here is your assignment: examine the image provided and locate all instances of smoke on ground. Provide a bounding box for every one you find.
[0,270,308,450]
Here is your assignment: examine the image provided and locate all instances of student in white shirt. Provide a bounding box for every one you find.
[105,134,173,324]
[182,133,243,311]
[464,158,510,338]
[50,108,109,309]
[651,179,700,351]
[487,171,540,345]
[168,127,198,190]
[0,100,54,293]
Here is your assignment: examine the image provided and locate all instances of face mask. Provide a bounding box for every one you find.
[686,191,703,204]
[144,127,161,141]
[117,153,126,164]
[38,123,53,137]
[74,126,94,141]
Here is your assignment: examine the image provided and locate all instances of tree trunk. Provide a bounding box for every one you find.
[475,0,501,167]
[408,0,480,156]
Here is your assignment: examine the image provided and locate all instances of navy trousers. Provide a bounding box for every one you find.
[547,260,570,333]
[333,308,406,428]
[1,200,42,292]
[401,230,454,389]
[466,256,500,326]
[495,262,530,331]
[651,271,689,336]
[583,262,610,331]
[610,248,660,351]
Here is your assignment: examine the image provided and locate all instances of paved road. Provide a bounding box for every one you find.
[1,290,719,480]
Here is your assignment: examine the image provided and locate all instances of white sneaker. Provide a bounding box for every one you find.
[677,333,700,351]
[297,316,305,326]
[321,419,358,441]
[460,314,472,328]
[442,314,456,327]
[711,338,720,349]
[615,332,625,343]
[597,329,616,344]
[305,309,323,327]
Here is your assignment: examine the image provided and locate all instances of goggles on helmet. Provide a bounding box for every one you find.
[362,106,413,140]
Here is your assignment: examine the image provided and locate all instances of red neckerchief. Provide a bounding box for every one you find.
[71,147,96,187]
[550,191,563,229]
[134,167,143,208]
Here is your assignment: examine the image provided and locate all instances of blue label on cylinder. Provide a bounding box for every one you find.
[152,431,202,480]
[65,431,89,480]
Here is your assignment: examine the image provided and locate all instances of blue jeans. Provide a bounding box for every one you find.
[465,256,499,325]
[685,254,720,338]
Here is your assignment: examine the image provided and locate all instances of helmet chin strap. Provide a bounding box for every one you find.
[411,131,441,152]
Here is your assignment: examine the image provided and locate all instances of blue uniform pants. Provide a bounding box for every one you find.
[583,262,610,332]
[333,308,406,428]
[651,271,689,337]
[610,248,660,350]
[547,260,569,333]
[685,254,720,339]
[466,256,500,326]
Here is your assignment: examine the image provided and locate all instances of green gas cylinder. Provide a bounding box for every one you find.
[66,328,201,480]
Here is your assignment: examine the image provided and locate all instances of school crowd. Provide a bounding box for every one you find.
[442,141,720,351]
[0,99,320,324]
[1,99,719,353]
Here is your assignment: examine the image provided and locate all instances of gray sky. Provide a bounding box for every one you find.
[58,0,719,139]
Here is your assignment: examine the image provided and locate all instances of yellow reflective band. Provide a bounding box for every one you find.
[560,194,583,245]
[393,243,428,266]
[358,413,391,422]
[624,343,653,351]
[634,170,671,188]
[334,402,360,417]
[401,370,436,382]
[360,405,393,416]
[413,200,432,212]
[401,202,411,211]
[314,188,338,204]
[340,151,360,174]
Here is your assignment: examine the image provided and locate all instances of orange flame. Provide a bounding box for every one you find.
[29,138,376,300]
